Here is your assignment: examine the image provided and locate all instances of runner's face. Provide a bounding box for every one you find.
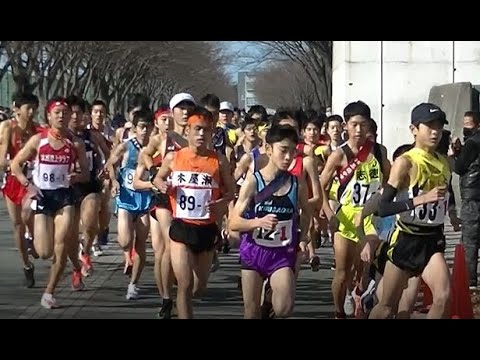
[69,105,84,130]
[303,123,320,144]
[135,121,153,145]
[346,115,368,144]
[219,110,233,125]
[267,139,296,171]
[92,105,106,127]
[48,105,70,130]
[244,124,257,142]
[173,101,195,127]
[156,114,170,133]
[187,118,212,149]
[18,103,37,122]
[327,120,342,141]
[412,120,444,149]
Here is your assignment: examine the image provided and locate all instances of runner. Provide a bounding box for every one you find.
[140,92,195,318]
[229,124,310,318]
[65,95,110,285]
[369,103,452,319]
[88,100,114,252]
[0,92,42,287]
[132,104,173,317]
[107,109,154,300]
[152,106,234,319]
[10,97,90,308]
[320,101,390,319]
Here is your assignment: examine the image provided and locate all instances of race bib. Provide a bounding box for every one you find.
[252,219,293,248]
[124,168,135,191]
[175,187,212,220]
[351,180,380,207]
[36,163,69,190]
[413,199,448,226]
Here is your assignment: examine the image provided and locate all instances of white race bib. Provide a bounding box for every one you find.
[252,219,293,248]
[175,187,212,220]
[413,199,448,226]
[124,169,135,190]
[351,180,380,207]
[35,163,70,190]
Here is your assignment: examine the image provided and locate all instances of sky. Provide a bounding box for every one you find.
[219,41,265,84]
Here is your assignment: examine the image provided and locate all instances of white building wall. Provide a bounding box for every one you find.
[332,41,480,156]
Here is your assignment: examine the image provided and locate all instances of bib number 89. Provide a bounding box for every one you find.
[179,195,196,211]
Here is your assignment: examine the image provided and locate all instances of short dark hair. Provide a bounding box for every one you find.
[464,111,480,125]
[344,101,371,122]
[266,124,299,145]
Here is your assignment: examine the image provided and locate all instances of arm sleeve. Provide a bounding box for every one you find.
[377,184,415,218]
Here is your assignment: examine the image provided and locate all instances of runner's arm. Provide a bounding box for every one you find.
[72,138,90,184]
[218,153,235,204]
[133,155,153,191]
[91,131,111,163]
[379,144,391,185]
[297,174,312,244]
[319,149,344,221]
[229,172,258,232]
[152,151,174,188]
[355,192,382,242]
[0,120,11,171]
[106,142,127,185]
[377,156,430,217]
[303,156,322,206]
[10,134,40,186]
[141,134,162,171]
[234,152,252,182]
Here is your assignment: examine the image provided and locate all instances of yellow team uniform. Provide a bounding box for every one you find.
[386,147,451,275]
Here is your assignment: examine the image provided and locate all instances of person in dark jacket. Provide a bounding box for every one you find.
[453,111,480,288]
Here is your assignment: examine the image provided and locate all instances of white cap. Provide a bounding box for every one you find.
[169,93,195,110]
[219,101,234,112]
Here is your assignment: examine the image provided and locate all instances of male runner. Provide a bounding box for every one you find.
[229,124,310,319]
[65,95,110,283]
[320,101,390,319]
[140,93,195,318]
[152,107,234,319]
[0,92,42,287]
[107,110,154,300]
[10,97,89,308]
[369,103,452,319]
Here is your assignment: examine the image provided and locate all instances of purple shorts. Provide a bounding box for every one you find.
[239,239,297,279]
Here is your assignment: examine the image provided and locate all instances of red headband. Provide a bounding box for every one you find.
[154,108,170,119]
[46,100,68,114]
[187,114,210,126]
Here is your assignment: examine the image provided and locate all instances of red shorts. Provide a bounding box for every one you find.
[2,174,28,206]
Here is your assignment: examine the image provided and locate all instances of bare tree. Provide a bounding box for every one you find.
[254,61,317,109]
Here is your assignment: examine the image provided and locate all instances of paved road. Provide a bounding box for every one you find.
[0,200,461,319]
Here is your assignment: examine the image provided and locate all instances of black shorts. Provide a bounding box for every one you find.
[73,180,102,205]
[34,188,75,217]
[371,241,389,277]
[387,226,445,277]
[169,218,218,254]
[149,193,172,220]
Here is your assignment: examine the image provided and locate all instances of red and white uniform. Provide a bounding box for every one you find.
[1,120,43,205]
[32,132,76,190]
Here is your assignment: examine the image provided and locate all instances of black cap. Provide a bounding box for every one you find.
[411,103,448,125]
